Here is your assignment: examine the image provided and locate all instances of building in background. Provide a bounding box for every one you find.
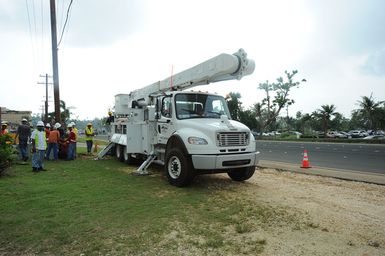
[0,107,32,131]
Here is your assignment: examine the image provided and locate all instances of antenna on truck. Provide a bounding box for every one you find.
[169,65,174,90]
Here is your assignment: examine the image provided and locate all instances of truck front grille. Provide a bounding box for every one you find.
[217,132,249,147]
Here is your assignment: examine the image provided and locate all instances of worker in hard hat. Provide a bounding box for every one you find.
[46,122,60,161]
[45,123,51,141]
[1,121,8,135]
[85,122,95,154]
[106,111,114,125]
[69,122,78,158]
[105,111,114,134]
[31,121,47,172]
[15,118,31,162]
[65,123,77,160]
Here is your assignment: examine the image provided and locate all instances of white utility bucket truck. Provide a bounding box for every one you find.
[98,49,259,186]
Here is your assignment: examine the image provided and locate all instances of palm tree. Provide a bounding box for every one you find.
[318,104,338,135]
[60,100,71,122]
[47,100,72,123]
[225,92,242,120]
[356,94,384,130]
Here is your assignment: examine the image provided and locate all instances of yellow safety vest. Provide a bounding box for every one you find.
[85,127,94,141]
[34,130,47,150]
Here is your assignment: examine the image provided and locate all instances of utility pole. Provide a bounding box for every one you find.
[38,74,53,122]
[49,0,61,123]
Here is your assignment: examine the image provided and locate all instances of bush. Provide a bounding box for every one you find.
[0,134,15,174]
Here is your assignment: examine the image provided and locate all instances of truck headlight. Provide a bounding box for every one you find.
[188,137,208,145]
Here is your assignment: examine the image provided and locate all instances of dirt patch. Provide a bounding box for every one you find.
[138,167,385,255]
[225,168,385,256]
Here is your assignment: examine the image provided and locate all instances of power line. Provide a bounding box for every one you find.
[40,0,45,71]
[57,0,73,48]
[25,0,38,75]
[59,0,66,33]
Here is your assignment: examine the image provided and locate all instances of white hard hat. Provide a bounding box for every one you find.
[67,123,73,128]
[46,123,51,127]
[70,122,76,126]
[37,121,44,127]
[54,122,61,128]
[1,121,7,126]
[22,118,28,122]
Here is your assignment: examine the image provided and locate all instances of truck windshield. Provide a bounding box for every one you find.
[175,93,231,120]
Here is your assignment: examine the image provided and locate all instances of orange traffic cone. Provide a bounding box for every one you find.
[93,143,98,153]
[300,150,311,168]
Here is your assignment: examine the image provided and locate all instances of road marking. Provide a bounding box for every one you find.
[343,156,348,159]
[374,150,380,153]
[333,148,337,150]
[316,147,321,150]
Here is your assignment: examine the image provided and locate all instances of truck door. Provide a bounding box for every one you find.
[157,95,175,144]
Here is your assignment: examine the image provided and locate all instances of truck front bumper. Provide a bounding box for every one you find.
[191,151,259,170]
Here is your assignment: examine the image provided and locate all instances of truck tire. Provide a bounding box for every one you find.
[115,144,124,162]
[227,166,255,181]
[123,146,135,164]
[165,148,195,187]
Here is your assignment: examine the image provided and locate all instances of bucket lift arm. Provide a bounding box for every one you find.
[129,48,255,104]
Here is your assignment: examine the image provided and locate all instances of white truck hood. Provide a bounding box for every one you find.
[177,118,250,133]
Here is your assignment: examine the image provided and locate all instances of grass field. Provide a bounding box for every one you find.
[0,148,299,255]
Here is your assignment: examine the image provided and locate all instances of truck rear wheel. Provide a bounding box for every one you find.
[123,146,135,164]
[115,144,124,162]
[227,166,255,181]
[165,148,195,187]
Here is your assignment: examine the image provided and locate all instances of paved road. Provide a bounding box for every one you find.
[256,140,385,175]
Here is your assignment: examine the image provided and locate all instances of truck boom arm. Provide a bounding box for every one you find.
[129,49,255,104]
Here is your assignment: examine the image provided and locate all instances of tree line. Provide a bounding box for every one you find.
[226,70,385,135]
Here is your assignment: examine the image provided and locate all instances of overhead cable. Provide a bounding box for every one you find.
[57,0,73,48]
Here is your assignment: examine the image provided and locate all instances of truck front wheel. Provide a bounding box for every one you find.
[227,166,255,181]
[165,148,195,187]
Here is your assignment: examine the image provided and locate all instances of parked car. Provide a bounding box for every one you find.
[251,131,260,138]
[348,130,365,138]
[327,131,348,138]
[362,135,385,140]
[339,131,351,138]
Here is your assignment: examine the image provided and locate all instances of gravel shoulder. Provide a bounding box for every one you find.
[234,168,385,255]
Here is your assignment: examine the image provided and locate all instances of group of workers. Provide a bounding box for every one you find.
[0,119,95,173]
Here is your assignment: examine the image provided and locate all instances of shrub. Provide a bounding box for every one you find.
[0,134,15,174]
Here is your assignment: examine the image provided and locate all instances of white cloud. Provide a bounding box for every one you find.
[1,0,384,121]
[361,48,385,76]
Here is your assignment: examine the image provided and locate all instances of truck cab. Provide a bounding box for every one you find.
[156,91,258,186]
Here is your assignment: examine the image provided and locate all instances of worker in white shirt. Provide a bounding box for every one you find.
[31,121,47,172]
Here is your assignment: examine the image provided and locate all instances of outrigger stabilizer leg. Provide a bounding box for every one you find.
[132,153,156,176]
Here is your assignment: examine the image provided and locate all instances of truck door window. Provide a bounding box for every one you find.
[175,93,231,119]
[161,97,172,118]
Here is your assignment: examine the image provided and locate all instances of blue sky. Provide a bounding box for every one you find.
[1,0,384,120]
